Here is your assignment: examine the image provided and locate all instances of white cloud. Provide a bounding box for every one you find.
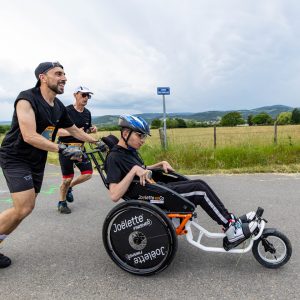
[1,0,300,121]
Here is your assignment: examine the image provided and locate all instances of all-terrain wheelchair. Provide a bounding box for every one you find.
[86,135,292,276]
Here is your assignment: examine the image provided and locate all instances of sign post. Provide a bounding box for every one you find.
[157,87,170,149]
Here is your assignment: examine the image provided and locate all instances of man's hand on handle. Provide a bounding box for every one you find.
[58,144,83,161]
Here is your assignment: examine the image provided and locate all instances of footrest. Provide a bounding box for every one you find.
[223,236,247,251]
[256,207,264,218]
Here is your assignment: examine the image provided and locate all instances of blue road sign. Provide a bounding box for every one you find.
[157,87,170,95]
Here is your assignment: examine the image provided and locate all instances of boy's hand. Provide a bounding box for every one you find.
[161,161,174,173]
[134,166,153,186]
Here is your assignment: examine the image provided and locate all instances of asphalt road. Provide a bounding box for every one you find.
[0,165,299,300]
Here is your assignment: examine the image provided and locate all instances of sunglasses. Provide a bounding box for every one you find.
[80,93,92,99]
[134,132,148,139]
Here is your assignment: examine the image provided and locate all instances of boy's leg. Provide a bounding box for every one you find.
[167,179,231,226]
[166,179,258,247]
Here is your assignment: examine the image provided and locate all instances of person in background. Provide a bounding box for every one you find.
[57,86,97,214]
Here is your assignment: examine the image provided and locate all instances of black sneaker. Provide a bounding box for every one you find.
[66,187,74,203]
[0,253,11,268]
[58,201,71,214]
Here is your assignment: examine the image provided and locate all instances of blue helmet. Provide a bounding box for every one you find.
[118,115,151,136]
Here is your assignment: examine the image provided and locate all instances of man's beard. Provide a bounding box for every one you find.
[48,82,65,94]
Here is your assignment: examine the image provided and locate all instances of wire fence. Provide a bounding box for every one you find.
[98,124,300,149]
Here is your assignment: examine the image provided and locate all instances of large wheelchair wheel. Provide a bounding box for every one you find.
[252,228,292,269]
[102,200,178,276]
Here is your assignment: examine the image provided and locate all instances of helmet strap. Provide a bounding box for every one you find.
[121,129,133,148]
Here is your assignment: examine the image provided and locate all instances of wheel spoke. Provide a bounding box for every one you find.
[255,232,290,267]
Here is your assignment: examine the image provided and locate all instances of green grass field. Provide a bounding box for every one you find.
[2,125,300,174]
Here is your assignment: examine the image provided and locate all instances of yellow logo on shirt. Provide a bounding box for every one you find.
[41,126,55,141]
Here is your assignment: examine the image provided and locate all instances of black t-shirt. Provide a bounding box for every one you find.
[58,105,91,144]
[105,145,146,184]
[0,87,73,168]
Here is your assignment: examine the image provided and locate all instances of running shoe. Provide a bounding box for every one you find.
[58,201,71,214]
[223,218,258,250]
[66,187,74,203]
[239,211,256,223]
[0,253,11,268]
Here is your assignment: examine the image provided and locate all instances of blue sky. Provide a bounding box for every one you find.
[1,0,300,121]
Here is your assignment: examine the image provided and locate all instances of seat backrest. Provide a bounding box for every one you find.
[86,135,119,189]
[101,135,119,150]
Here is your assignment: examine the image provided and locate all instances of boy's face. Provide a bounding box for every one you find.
[123,129,147,149]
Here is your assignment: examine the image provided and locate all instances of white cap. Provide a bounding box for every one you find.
[74,86,94,94]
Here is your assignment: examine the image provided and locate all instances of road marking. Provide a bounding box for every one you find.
[0,198,12,203]
[40,185,59,195]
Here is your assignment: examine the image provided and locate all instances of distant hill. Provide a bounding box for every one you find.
[92,105,294,125]
[0,105,293,127]
[184,105,294,122]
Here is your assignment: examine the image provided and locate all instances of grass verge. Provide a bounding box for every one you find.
[139,143,300,174]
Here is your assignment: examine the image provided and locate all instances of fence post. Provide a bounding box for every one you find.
[274,121,277,145]
[159,128,167,149]
[214,125,217,149]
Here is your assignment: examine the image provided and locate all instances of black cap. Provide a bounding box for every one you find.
[34,61,63,87]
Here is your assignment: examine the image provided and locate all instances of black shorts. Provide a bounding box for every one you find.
[1,161,45,193]
[59,153,93,179]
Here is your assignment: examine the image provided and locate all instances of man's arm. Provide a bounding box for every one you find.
[64,125,98,143]
[88,125,97,133]
[57,128,71,137]
[57,127,85,137]
[147,161,175,173]
[17,100,59,152]
[109,165,152,202]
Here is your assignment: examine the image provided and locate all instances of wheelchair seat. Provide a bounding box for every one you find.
[87,134,195,213]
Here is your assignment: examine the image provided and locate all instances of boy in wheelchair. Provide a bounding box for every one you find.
[105,115,259,248]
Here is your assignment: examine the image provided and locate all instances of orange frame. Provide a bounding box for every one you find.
[167,213,193,235]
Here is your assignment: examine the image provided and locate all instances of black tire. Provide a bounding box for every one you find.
[102,200,178,276]
[252,228,292,269]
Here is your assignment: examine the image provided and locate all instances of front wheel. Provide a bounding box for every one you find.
[252,228,292,269]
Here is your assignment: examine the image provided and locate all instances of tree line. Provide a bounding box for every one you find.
[0,125,10,134]
[220,108,300,126]
[151,108,300,128]
[1,109,299,133]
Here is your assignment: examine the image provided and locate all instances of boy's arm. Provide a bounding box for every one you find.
[147,160,175,173]
[108,165,152,202]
